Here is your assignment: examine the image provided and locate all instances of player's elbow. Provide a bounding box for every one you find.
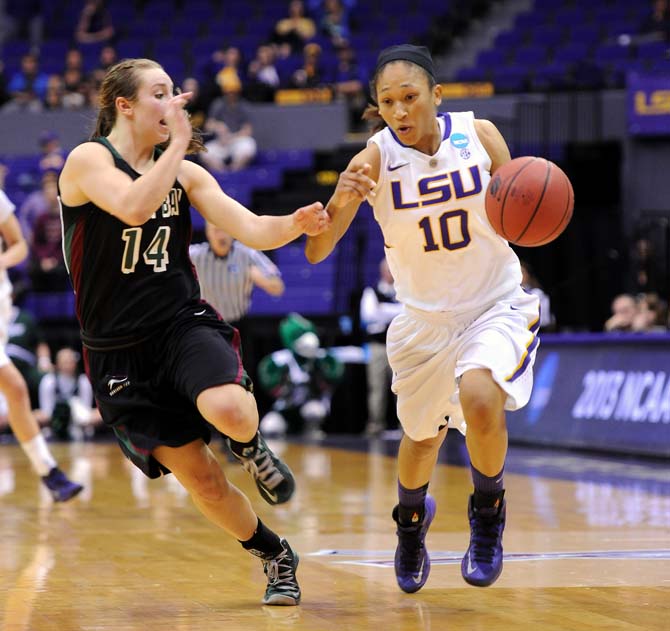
[17,241,28,265]
[271,280,286,296]
[117,202,153,227]
[304,241,330,265]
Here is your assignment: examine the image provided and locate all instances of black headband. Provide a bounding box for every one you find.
[375,44,435,79]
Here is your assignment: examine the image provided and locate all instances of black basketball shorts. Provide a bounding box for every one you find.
[85,302,253,478]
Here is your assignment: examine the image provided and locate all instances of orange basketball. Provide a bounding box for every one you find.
[485,156,574,247]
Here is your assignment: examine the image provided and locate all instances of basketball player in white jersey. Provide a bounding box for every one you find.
[0,181,82,501]
[306,45,540,592]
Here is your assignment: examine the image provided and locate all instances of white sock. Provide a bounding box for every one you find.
[21,434,57,477]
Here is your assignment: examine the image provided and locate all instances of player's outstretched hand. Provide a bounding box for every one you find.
[331,163,376,207]
[293,202,331,236]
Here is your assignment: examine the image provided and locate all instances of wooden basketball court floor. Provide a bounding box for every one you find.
[0,433,667,631]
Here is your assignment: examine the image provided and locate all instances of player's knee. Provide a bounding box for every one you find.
[208,399,255,437]
[462,395,505,434]
[407,433,443,459]
[460,373,506,431]
[198,386,257,437]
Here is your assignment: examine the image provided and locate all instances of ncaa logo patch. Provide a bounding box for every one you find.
[450,132,469,149]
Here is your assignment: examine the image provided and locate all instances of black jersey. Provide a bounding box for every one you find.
[59,138,201,345]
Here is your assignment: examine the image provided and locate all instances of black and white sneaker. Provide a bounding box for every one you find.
[261,538,301,606]
[229,432,296,505]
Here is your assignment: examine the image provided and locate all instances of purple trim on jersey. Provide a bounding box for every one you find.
[529,316,541,335]
[388,112,452,148]
[440,112,452,140]
[507,333,540,383]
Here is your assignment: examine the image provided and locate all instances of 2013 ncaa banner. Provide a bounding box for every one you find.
[507,334,670,457]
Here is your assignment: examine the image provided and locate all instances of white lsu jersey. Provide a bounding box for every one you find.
[367,111,521,314]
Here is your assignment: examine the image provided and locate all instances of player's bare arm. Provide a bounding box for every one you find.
[474,119,511,175]
[305,143,380,264]
[59,92,192,226]
[181,160,330,250]
[0,214,28,269]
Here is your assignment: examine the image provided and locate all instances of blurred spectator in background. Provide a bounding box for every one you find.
[246,44,281,102]
[97,44,117,72]
[37,131,65,174]
[189,222,284,368]
[625,236,666,296]
[64,48,84,75]
[38,347,101,441]
[641,0,670,42]
[199,45,244,105]
[604,293,638,332]
[190,222,285,325]
[62,51,88,108]
[4,0,43,48]
[181,77,209,131]
[360,257,402,436]
[29,185,68,292]
[88,44,118,87]
[62,66,87,108]
[18,170,58,243]
[214,46,244,98]
[74,0,115,46]
[202,73,257,172]
[315,0,352,48]
[0,61,10,108]
[290,42,327,88]
[332,44,366,130]
[3,53,48,112]
[273,0,317,54]
[520,260,555,331]
[632,292,668,333]
[43,74,65,110]
[258,313,344,438]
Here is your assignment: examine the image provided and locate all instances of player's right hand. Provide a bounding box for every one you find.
[164,91,193,148]
[292,201,331,236]
[331,163,377,207]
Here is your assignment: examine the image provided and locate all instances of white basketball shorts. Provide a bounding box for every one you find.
[386,285,540,441]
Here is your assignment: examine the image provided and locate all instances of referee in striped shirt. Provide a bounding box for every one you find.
[189,222,285,366]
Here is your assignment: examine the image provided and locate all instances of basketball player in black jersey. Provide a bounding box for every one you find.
[58,58,331,606]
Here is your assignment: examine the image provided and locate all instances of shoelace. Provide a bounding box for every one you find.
[241,450,285,491]
[469,516,502,563]
[397,524,424,572]
[264,551,299,595]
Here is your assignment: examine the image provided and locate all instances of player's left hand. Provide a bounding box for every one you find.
[292,202,331,236]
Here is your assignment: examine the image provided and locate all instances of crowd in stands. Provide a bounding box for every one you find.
[0,0,383,127]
